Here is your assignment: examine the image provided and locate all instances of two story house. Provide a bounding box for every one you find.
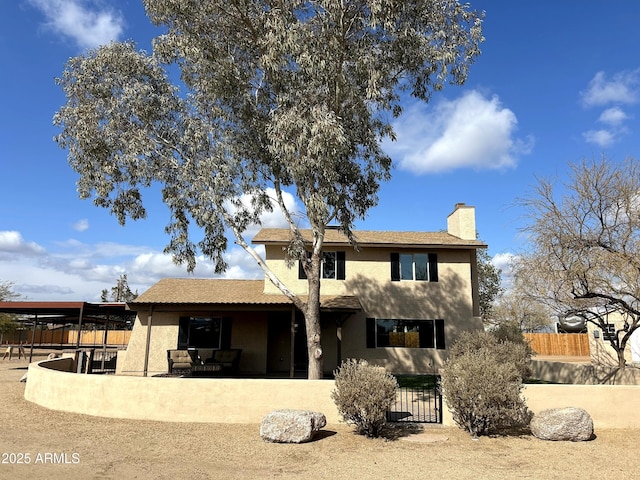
[119,203,486,377]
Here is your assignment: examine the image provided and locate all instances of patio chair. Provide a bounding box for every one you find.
[167,349,198,375]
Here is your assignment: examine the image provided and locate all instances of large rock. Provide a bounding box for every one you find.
[530,407,594,441]
[260,409,326,443]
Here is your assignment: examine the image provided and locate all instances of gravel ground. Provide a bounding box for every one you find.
[1,355,639,479]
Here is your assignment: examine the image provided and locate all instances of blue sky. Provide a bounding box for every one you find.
[2,1,640,301]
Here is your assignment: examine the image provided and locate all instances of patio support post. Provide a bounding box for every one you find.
[102,314,110,371]
[290,305,295,378]
[143,306,154,377]
[76,303,85,348]
[28,314,38,363]
[336,319,343,368]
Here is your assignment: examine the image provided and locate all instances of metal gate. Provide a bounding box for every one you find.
[387,385,442,424]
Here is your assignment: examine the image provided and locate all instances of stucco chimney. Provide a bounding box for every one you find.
[447,203,476,240]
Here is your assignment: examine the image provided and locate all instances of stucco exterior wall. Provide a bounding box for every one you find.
[26,359,341,423]
[119,310,272,376]
[263,246,483,374]
[585,312,639,366]
[26,358,640,429]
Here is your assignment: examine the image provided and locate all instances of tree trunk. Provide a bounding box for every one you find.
[616,343,627,369]
[305,251,324,379]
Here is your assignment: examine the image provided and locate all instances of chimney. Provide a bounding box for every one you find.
[447,203,476,240]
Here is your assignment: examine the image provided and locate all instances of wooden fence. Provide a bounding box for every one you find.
[1,329,130,347]
[524,333,590,357]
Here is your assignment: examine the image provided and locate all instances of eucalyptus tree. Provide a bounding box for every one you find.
[54,0,484,378]
[515,158,640,368]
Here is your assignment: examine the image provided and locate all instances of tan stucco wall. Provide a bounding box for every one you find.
[529,358,640,385]
[119,310,273,376]
[585,312,637,366]
[26,359,340,423]
[447,204,476,241]
[26,358,640,429]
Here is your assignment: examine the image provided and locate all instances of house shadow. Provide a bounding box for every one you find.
[344,268,475,374]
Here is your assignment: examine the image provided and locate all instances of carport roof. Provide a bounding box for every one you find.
[0,301,135,324]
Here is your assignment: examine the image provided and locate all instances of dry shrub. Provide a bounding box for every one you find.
[441,331,532,438]
[331,359,398,438]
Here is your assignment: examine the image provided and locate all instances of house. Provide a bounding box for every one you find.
[118,203,486,377]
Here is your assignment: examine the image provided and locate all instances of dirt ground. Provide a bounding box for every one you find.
[1,355,639,479]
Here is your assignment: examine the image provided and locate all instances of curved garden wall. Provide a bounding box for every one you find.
[25,358,640,428]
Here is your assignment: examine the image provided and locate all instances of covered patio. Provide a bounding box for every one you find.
[123,279,361,377]
[0,301,137,366]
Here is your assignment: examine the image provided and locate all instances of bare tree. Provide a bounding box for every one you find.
[491,288,552,333]
[515,157,640,367]
[0,281,21,343]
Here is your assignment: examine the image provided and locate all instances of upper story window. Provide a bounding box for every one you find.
[299,251,346,280]
[391,252,438,282]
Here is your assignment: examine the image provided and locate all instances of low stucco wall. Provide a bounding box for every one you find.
[25,359,340,424]
[523,384,640,429]
[26,359,640,429]
[530,358,640,385]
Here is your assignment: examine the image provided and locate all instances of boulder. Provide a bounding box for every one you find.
[260,409,326,443]
[530,407,594,441]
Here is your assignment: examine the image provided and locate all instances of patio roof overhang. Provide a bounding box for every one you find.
[0,302,137,362]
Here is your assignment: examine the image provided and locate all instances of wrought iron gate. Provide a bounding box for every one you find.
[387,385,442,424]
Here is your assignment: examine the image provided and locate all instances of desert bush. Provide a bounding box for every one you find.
[441,331,532,438]
[331,359,398,438]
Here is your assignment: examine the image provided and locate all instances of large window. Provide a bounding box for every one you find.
[178,316,229,349]
[366,318,445,349]
[299,251,346,280]
[391,253,438,282]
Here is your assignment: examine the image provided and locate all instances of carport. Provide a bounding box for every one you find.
[0,301,137,363]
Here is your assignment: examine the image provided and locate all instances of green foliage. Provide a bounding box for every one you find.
[331,359,398,438]
[441,332,531,437]
[100,274,138,303]
[476,244,503,322]
[54,1,483,378]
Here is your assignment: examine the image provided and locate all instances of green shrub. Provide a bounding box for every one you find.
[441,332,532,438]
[331,359,398,438]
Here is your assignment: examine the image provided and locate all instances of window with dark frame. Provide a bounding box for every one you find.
[298,251,346,280]
[602,323,616,341]
[178,316,228,349]
[391,252,438,282]
[366,318,445,349]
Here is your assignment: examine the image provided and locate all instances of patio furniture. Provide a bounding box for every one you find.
[192,362,223,376]
[206,348,242,376]
[167,349,198,375]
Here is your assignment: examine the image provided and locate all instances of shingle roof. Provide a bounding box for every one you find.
[131,278,361,311]
[252,228,486,248]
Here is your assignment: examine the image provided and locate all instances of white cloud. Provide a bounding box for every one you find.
[29,0,124,49]
[598,107,630,125]
[492,252,517,291]
[0,231,46,258]
[583,129,616,147]
[581,70,640,107]
[227,187,305,240]
[72,218,89,232]
[386,91,532,174]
